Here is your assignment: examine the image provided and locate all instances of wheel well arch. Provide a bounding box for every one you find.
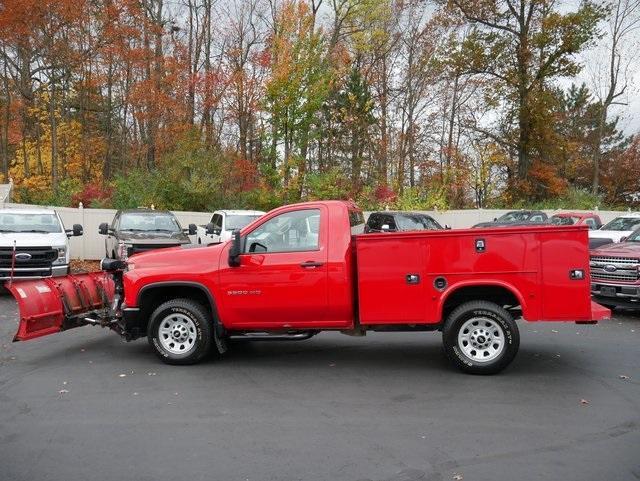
[136,282,219,334]
[439,283,524,322]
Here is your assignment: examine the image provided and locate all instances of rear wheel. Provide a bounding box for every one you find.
[442,301,519,375]
[148,299,214,365]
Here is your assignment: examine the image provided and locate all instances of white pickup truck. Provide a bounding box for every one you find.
[195,209,264,245]
[0,208,83,280]
[588,213,640,249]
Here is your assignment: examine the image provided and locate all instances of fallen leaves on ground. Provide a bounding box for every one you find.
[70,260,101,273]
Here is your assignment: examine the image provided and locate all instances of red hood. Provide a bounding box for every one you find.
[591,241,640,258]
[126,242,225,272]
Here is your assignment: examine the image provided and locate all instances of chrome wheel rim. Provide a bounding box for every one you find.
[458,317,505,363]
[158,314,197,355]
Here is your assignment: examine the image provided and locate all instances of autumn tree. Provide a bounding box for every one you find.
[589,0,640,194]
[448,0,605,192]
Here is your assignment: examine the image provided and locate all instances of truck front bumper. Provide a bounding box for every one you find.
[0,264,68,281]
[591,282,640,308]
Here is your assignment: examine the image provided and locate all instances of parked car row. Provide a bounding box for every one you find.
[4,204,640,314]
[100,208,267,260]
[0,207,267,279]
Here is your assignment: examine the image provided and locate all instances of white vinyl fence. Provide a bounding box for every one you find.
[0,201,634,260]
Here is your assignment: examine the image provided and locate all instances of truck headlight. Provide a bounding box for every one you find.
[118,242,132,260]
[53,246,67,264]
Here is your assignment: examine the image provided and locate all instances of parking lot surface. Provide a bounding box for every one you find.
[1,293,639,481]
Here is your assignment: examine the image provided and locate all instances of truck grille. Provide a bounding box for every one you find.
[590,255,640,282]
[0,246,57,267]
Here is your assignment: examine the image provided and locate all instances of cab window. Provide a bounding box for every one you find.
[245,209,320,253]
[212,214,223,230]
[381,215,397,231]
[350,210,365,235]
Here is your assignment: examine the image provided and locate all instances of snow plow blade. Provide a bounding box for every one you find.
[6,272,116,342]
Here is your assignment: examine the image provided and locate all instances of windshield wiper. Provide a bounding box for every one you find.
[120,228,146,232]
[18,229,50,233]
[0,229,18,233]
[149,229,177,233]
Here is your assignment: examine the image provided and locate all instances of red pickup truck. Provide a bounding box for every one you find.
[6,201,609,374]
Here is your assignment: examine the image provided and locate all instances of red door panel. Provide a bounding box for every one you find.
[218,205,339,329]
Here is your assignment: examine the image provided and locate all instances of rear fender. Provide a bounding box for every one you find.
[438,281,529,321]
[6,272,115,341]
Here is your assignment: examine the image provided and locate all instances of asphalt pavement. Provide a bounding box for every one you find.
[1,292,639,481]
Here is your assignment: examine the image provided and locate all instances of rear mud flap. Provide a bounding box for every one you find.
[576,301,611,324]
[6,272,115,341]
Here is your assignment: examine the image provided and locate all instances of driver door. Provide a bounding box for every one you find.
[218,206,331,329]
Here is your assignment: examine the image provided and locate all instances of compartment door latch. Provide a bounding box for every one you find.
[406,274,420,284]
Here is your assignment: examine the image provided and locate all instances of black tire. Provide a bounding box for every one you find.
[148,298,214,365]
[442,300,520,375]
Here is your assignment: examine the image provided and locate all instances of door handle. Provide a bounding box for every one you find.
[300,261,324,268]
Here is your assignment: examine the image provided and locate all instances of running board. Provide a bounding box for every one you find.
[229,331,317,341]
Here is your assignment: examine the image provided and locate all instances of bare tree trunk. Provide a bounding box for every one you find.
[1,48,10,179]
[49,82,58,190]
[591,0,640,194]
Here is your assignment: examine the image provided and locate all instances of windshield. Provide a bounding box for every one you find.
[601,217,640,231]
[396,214,443,231]
[226,214,262,231]
[119,212,182,232]
[498,211,533,222]
[625,229,640,242]
[551,215,579,225]
[0,213,62,233]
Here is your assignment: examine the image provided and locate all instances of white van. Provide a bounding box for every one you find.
[0,208,83,280]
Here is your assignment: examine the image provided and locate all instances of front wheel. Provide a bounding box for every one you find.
[442,301,519,375]
[148,299,214,365]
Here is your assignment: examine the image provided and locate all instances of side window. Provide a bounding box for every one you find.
[350,210,365,235]
[245,209,320,254]
[381,215,397,231]
[111,214,119,230]
[212,214,223,230]
[530,215,544,222]
[585,218,596,229]
[367,214,381,232]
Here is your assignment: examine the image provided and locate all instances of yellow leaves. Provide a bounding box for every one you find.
[10,91,104,201]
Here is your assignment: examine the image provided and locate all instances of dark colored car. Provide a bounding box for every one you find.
[99,209,195,260]
[364,211,443,233]
[473,210,548,228]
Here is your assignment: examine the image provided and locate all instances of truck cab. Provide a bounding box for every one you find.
[0,208,83,280]
[590,227,640,309]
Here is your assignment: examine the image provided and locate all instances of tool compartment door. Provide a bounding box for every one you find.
[356,235,428,324]
[539,228,592,321]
